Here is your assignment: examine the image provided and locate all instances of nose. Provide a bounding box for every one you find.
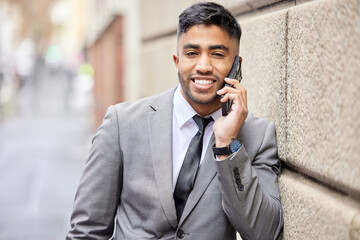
[195,55,213,74]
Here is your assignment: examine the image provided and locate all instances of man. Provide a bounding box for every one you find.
[67,2,283,240]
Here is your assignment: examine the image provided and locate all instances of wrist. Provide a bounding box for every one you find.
[217,154,229,160]
[214,137,233,148]
[213,138,242,158]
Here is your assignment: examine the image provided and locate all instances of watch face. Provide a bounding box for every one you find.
[230,140,242,153]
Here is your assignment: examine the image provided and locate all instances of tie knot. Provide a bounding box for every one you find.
[193,115,213,132]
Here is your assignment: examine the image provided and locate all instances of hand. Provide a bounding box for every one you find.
[213,77,248,149]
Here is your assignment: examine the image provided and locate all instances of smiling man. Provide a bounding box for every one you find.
[67,2,283,240]
[174,24,237,113]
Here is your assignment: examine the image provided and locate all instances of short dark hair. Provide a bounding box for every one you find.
[177,2,241,42]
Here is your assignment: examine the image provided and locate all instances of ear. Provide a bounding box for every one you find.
[173,53,179,69]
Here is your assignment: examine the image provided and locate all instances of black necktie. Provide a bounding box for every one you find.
[174,115,213,221]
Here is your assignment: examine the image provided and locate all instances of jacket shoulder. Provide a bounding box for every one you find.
[240,113,276,158]
[112,87,175,118]
[243,112,273,131]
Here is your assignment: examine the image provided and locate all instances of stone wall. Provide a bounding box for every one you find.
[139,0,360,239]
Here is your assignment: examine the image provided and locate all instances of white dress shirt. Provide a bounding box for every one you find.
[172,85,221,190]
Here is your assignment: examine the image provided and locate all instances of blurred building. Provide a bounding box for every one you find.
[0,0,92,119]
[85,0,141,127]
[0,1,18,119]
[47,0,90,74]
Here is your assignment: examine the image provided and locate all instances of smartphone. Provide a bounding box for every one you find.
[221,56,242,116]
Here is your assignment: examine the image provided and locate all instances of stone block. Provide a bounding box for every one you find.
[238,10,287,160]
[279,169,360,240]
[238,0,294,19]
[140,0,193,40]
[221,0,252,15]
[141,35,178,97]
[246,0,283,10]
[140,0,262,40]
[286,0,360,197]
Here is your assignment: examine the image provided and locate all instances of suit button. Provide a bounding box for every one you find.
[238,184,244,191]
[177,229,185,238]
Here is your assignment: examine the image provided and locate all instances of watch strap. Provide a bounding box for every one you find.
[212,138,242,156]
[212,144,232,155]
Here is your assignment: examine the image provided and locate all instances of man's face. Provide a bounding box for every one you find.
[173,24,239,113]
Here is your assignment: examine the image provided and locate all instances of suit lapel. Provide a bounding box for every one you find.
[179,134,217,224]
[147,88,178,228]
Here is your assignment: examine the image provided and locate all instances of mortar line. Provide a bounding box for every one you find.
[142,0,294,44]
[281,162,354,199]
[284,10,289,163]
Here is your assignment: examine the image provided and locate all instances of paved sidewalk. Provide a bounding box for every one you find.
[0,65,94,240]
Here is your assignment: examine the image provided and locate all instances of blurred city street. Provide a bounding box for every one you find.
[0,0,132,238]
[0,60,94,239]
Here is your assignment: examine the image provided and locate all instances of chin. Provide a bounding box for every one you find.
[188,91,219,105]
[179,73,221,105]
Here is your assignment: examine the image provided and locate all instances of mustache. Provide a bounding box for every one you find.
[187,73,220,81]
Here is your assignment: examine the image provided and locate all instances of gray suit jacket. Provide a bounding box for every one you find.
[67,87,283,240]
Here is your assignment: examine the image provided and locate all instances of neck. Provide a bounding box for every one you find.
[182,94,221,117]
[193,102,220,117]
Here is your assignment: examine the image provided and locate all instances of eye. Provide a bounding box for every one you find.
[185,51,198,56]
[212,52,225,58]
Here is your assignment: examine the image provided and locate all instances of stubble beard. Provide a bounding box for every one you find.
[178,71,221,105]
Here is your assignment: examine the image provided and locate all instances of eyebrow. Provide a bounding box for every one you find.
[182,43,229,52]
[209,44,229,52]
[183,43,200,51]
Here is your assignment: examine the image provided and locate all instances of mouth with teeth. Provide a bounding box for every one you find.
[193,79,214,85]
[191,77,217,90]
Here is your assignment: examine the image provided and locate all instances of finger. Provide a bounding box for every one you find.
[221,93,241,108]
[233,92,245,110]
[217,87,230,96]
[235,84,247,108]
[233,94,248,115]
[239,89,246,108]
[218,80,247,110]
[231,88,247,110]
[224,77,241,87]
[220,92,238,102]
[226,87,245,106]
[220,92,231,102]
[218,89,245,107]
[217,85,240,96]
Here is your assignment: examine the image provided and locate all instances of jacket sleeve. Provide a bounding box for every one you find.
[66,106,123,239]
[215,121,283,240]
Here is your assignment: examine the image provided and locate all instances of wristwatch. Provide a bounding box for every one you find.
[212,139,242,156]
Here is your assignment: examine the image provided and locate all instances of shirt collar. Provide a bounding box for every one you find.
[173,85,222,128]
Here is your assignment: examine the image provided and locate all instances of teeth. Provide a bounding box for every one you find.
[194,79,213,85]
